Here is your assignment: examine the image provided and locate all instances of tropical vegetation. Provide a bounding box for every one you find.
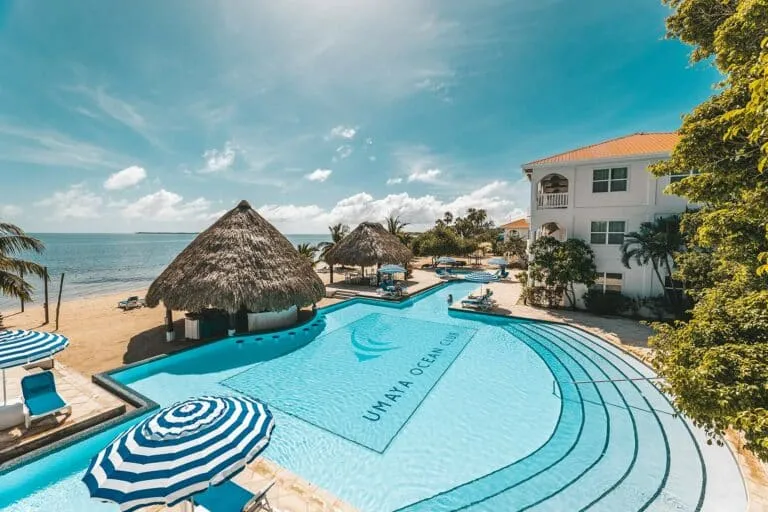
[0,223,47,328]
[296,243,318,266]
[318,223,350,262]
[525,237,597,310]
[646,0,768,460]
[620,215,684,313]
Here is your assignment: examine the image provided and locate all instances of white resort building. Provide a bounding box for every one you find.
[522,132,692,300]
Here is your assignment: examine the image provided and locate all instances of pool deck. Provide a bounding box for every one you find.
[0,361,126,465]
[324,268,443,301]
[155,459,359,512]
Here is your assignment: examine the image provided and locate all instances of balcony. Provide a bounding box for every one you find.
[536,192,568,209]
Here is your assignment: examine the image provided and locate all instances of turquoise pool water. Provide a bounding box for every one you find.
[0,282,747,511]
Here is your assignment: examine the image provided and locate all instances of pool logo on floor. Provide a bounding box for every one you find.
[351,328,400,362]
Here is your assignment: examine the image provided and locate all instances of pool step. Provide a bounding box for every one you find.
[330,289,359,300]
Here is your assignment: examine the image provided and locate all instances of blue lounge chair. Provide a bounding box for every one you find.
[21,371,71,429]
[195,480,275,512]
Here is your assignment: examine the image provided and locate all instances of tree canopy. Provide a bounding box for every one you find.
[528,236,597,309]
[649,0,768,459]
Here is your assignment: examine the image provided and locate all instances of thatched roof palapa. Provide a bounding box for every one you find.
[324,221,413,267]
[146,200,325,313]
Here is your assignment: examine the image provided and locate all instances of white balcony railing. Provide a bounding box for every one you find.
[537,192,568,209]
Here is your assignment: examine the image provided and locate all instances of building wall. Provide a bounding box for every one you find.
[527,155,688,299]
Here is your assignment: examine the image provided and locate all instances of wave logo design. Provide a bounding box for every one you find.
[351,328,400,362]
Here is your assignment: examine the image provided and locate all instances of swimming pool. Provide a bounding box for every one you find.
[0,282,747,511]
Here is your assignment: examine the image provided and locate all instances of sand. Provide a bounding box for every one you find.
[1,289,189,376]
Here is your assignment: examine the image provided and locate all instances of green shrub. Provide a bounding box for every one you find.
[583,290,635,316]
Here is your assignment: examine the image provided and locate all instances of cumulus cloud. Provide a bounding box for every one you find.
[258,180,525,233]
[36,184,103,219]
[329,125,357,139]
[305,169,333,182]
[104,165,147,190]
[386,177,403,185]
[0,205,22,218]
[122,189,213,221]
[407,168,441,183]
[201,141,237,173]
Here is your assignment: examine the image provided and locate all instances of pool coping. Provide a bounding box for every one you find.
[0,280,756,511]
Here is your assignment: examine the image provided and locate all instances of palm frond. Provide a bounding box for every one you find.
[0,257,48,279]
[0,270,34,302]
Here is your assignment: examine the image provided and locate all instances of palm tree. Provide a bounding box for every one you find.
[620,215,683,309]
[385,214,410,245]
[296,243,318,266]
[0,223,48,310]
[318,223,350,260]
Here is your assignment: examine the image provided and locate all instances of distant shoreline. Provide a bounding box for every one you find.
[135,232,199,235]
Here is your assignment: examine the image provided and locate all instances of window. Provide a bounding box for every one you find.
[669,169,699,183]
[590,221,626,245]
[592,272,623,293]
[593,167,628,193]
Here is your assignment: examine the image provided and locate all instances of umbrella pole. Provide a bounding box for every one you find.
[2,369,5,406]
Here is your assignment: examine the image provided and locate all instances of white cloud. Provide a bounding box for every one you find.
[122,189,213,221]
[329,125,357,139]
[305,168,333,182]
[36,184,103,219]
[257,180,525,233]
[257,204,326,223]
[104,165,147,190]
[369,156,377,162]
[0,205,22,219]
[201,141,237,173]
[407,168,441,183]
[334,145,353,160]
[386,177,403,185]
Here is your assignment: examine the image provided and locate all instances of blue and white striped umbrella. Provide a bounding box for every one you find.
[464,271,499,283]
[487,257,509,267]
[379,264,406,274]
[0,329,69,370]
[83,396,275,512]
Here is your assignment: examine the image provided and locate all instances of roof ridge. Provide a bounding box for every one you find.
[522,132,677,167]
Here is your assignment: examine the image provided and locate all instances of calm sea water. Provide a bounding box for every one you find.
[0,233,330,313]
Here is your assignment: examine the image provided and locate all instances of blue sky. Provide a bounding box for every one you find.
[0,0,717,233]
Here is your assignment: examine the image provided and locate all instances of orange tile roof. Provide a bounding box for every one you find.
[523,132,679,167]
[501,218,529,230]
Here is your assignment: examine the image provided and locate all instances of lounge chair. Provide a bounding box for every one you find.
[118,296,145,310]
[21,371,71,429]
[195,480,275,512]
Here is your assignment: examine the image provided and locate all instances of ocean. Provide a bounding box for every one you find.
[0,233,331,313]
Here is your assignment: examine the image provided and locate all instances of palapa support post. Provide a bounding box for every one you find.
[165,307,175,342]
[376,263,381,286]
[228,312,236,337]
[329,265,334,284]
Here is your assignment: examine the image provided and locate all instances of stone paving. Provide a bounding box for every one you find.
[0,361,125,464]
[158,459,358,512]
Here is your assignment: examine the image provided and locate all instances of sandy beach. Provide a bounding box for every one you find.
[1,288,188,376]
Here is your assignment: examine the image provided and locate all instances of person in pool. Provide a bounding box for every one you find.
[447,293,453,304]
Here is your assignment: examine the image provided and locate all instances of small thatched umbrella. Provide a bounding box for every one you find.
[324,222,413,284]
[146,200,325,338]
